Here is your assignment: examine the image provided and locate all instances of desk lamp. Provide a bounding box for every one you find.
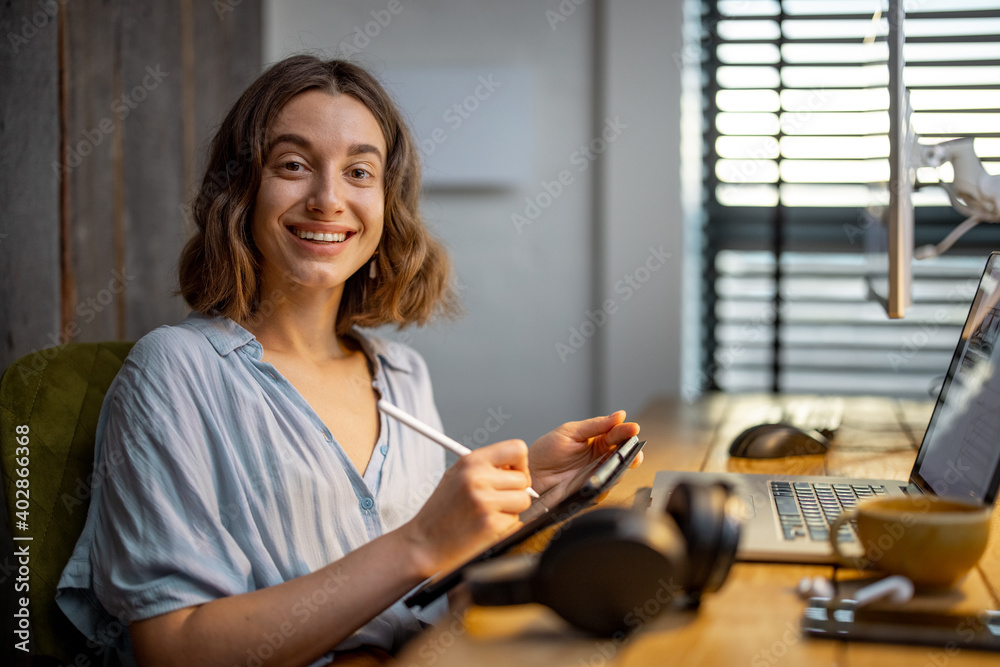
[914,138,1000,260]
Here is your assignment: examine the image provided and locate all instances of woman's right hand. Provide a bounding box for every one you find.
[401,439,535,578]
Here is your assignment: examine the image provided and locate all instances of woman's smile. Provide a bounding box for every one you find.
[289,227,351,244]
[286,225,357,254]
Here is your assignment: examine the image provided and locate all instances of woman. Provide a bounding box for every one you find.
[56,55,640,666]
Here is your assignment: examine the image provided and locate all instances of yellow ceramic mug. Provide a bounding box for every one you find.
[829,495,992,589]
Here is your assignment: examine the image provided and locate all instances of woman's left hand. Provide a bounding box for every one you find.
[528,410,642,495]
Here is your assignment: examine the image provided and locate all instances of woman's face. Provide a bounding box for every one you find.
[251,89,387,300]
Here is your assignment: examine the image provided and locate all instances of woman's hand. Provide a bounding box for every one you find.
[528,411,641,494]
[402,439,534,577]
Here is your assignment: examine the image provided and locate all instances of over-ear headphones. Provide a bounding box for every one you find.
[463,481,743,636]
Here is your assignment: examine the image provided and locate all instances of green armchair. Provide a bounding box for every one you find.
[1,342,134,664]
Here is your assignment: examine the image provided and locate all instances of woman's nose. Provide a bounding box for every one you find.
[306,172,345,215]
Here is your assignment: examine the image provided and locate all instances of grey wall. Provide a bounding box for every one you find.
[264,0,687,445]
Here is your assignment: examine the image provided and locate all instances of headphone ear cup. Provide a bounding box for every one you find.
[464,553,539,606]
[531,508,688,636]
[664,481,741,597]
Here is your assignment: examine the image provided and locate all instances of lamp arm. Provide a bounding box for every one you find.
[919,138,1000,222]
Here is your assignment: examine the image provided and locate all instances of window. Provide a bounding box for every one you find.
[700,0,1000,398]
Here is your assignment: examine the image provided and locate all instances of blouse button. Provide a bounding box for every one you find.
[380,444,389,455]
[360,497,375,511]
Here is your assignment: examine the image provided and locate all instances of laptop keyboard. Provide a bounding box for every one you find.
[771,481,888,542]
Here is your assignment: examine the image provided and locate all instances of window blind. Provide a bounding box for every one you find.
[701,0,1000,398]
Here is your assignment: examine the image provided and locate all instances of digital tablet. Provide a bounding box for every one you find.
[405,435,645,608]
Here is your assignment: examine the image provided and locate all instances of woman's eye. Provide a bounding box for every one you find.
[282,161,303,172]
[350,168,371,179]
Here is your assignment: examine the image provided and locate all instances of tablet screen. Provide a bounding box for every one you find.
[405,436,644,608]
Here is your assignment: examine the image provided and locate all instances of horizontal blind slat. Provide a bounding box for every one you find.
[703,1,1000,396]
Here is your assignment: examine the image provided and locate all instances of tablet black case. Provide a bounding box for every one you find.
[405,436,645,608]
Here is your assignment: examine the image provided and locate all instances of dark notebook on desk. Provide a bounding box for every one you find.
[651,251,1000,563]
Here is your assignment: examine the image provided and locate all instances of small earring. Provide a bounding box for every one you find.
[369,257,377,279]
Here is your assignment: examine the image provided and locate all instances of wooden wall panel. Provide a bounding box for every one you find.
[1,0,262,373]
[192,0,263,187]
[120,0,189,339]
[0,0,62,372]
[65,0,121,343]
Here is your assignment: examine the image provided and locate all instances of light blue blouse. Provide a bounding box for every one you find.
[56,313,447,664]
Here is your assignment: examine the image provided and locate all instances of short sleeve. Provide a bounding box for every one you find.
[57,355,253,649]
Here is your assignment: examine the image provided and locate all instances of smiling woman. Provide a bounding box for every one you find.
[177,56,458,335]
[52,54,642,667]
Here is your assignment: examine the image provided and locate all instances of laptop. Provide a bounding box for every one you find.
[651,251,1000,563]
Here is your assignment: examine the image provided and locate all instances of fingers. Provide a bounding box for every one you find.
[463,440,534,507]
[476,438,530,471]
[629,449,644,468]
[563,411,627,439]
[606,419,641,445]
[475,438,532,485]
[562,411,640,447]
[409,440,536,575]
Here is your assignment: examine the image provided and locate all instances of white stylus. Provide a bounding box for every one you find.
[377,399,540,499]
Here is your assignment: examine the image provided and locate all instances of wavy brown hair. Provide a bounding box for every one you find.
[178,55,458,335]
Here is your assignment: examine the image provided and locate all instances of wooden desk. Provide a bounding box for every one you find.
[394,394,1000,667]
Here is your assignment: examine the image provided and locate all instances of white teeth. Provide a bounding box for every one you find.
[294,228,347,243]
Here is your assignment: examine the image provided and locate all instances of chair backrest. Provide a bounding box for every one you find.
[1,342,134,662]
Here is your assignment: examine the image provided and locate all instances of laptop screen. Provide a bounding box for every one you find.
[911,252,1000,504]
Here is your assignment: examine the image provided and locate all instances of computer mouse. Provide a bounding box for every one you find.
[728,423,831,459]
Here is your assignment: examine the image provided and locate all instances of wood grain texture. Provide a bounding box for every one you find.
[0,0,62,370]
[395,394,1000,667]
[64,0,121,343]
[119,0,189,338]
[191,0,262,187]
[2,0,263,367]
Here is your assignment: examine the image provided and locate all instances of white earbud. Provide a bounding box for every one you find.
[851,575,914,608]
[797,574,914,607]
[797,576,835,599]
